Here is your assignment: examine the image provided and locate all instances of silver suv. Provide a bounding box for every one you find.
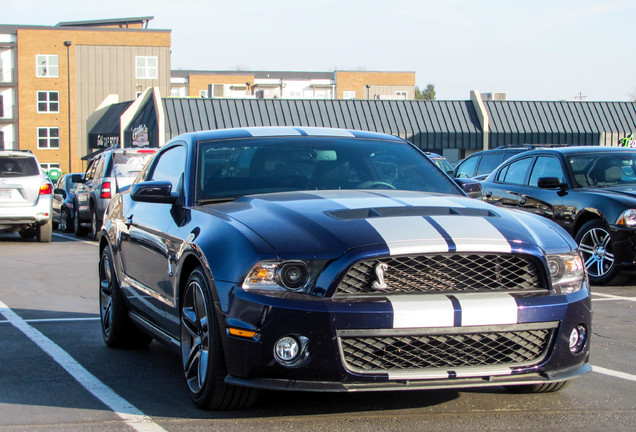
[0,150,53,242]
[74,147,155,238]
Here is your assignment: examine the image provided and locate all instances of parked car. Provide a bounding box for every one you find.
[52,173,83,232]
[0,150,53,242]
[453,146,538,180]
[99,127,590,410]
[74,147,155,238]
[425,152,454,175]
[481,146,636,284]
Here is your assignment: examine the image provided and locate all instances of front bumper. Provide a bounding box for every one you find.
[218,285,592,392]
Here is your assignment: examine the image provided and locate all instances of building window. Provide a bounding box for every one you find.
[38,127,60,149]
[395,91,408,99]
[37,91,60,113]
[40,162,61,171]
[36,55,59,78]
[343,91,356,99]
[0,131,4,150]
[135,56,158,79]
[199,89,209,98]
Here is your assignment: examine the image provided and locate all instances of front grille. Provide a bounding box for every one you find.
[339,325,555,374]
[336,254,545,295]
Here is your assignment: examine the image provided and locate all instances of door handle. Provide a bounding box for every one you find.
[125,215,133,228]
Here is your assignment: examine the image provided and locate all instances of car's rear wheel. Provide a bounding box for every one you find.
[37,219,52,242]
[60,208,73,233]
[74,208,88,237]
[575,220,625,285]
[180,267,258,410]
[99,247,152,348]
[505,380,570,393]
[91,207,101,240]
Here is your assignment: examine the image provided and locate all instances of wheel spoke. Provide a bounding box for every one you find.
[181,307,199,339]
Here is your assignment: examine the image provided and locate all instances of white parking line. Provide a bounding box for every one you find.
[53,232,99,245]
[593,365,636,383]
[591,292,636,302]
[0,299,166,432]
[0,317,99,324]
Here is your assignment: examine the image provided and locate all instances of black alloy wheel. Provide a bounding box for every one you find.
[74,208,87,237]
[60,208,73,233]
[99,247,151,348]
[180,267,257,410]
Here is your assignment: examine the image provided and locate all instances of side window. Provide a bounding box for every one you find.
[529,156,564,187]
[84,159,97,181]
[455,155,480,178]
[501,157,533,185]
[149,145,186,192]
[94,155,106,179]
[475,153,503,176]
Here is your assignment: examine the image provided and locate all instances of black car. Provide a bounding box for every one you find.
[99,127,590,410]
[482,146,636,284]
[52,173,83,232]
[454,146,536,180]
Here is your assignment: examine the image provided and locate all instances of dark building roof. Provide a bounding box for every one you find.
[56,17,154,27]
[162,98,483,150]
[485,101,636,147]
[88,101,133,148]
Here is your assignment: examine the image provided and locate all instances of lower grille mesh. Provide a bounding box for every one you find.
[340,328,553,372]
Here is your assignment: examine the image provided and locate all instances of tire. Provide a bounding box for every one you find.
[60,208,73,233]
[505,380,570,393]
[37,219,52,242]
[91,207,102,240]
[575,220,625,285]
[74,207,88,237]
[181,267,258,410]
[99,247,152,348]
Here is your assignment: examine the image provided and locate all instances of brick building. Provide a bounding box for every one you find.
[0,17,170,173]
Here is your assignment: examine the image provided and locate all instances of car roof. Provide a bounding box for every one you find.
[513,146,636,156]
[184,127,405,143]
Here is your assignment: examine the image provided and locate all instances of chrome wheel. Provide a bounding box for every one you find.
[59,208,68,232]
[181,279,210,395]
[578,226,614,278]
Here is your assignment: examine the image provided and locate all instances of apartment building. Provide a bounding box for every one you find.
[0,17,170,173]
[171,70,416,101]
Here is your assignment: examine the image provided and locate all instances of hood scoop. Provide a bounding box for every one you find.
[327,206,497,220]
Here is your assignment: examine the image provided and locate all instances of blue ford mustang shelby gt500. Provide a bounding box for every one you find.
[98,127,591,410]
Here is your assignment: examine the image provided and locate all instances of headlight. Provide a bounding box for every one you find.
[547,252,586,294]
[242,260,325,293]
[617,209,636,227]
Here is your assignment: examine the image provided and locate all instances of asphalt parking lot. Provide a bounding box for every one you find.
[1,232,635,431]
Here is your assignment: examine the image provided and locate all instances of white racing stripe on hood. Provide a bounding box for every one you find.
[244,127,302,137]
[311,191,401,209]
[367,216,449,255]
[395,195,467,208]
[432,215,512,253]
[389,293,518,328]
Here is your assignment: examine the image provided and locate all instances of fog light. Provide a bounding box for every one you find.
[274,336,299,362]
[569,325,587,354]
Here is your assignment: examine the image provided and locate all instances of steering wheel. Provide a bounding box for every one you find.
[356,181,396,190]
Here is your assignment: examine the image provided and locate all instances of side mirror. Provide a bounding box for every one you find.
[131,181,178,204]
[454,178,482,198]
[537,177,566,189]
[54,188,66,197]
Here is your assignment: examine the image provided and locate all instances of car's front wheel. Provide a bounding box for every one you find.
[575,220,624,285]
[180,267,258,410]
[99,247,152,348]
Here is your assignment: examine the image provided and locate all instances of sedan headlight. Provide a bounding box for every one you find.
[547,252,586,294]
[242,260,325,293]
[616,209,636,227]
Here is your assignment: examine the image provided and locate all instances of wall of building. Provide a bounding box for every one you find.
[188,74,254,98]
[16,27,170,172]
[335,71,415,100]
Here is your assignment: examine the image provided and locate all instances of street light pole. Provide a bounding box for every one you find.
[63,41,72,172]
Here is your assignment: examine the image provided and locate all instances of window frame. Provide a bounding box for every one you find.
[135,56,158,80]
[37,127,60,150]
[36,55,59,78]
[36,91,60,113]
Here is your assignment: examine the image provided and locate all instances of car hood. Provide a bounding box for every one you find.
[200,190,575,259]
[579,185,636,200]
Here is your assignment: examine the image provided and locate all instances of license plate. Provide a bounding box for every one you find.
[0,189,11,198]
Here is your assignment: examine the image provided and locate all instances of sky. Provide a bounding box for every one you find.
[5,0,636,101]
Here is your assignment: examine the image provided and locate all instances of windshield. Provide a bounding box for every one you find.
[0,156,40,177]
[112,152,154,177]
[568,152,636,188]
[196,137,463,201]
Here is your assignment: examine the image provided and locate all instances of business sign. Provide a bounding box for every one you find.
[132,124,150,147]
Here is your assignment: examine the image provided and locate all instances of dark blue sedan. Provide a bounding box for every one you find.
[98,127,591,410]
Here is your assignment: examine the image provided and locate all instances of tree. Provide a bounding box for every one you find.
[415,83,436,100]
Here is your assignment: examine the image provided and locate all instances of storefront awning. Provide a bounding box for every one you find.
[88,101,132,149]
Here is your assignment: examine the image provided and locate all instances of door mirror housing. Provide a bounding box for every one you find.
[537,177,566,189]
[454,178,482,198]
[131,181,178,204]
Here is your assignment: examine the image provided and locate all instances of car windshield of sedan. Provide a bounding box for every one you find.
[569,152,636,188]
[196,137,462,201]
